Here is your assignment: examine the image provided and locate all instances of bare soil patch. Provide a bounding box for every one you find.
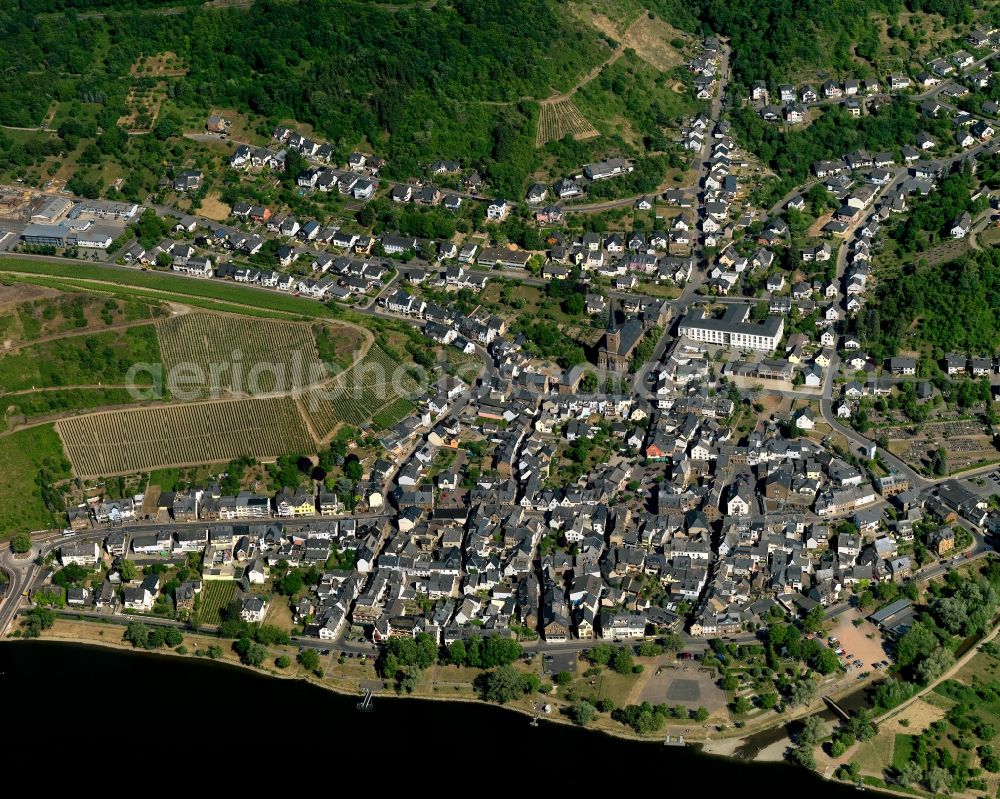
[0,283,60,309]
[637,661,726,713]
[590,12,623,39]
[265,597,295,632]
[623,18,688,72]
[882,698,946,734]
[199,192,231,222]
[807,211,833,238]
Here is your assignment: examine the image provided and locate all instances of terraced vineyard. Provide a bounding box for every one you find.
[156,314,327,398]
[536,98,599,146]
[303,345,421,440]
[56,397,316,475]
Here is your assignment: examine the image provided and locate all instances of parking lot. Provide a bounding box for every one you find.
[828,608,889,674]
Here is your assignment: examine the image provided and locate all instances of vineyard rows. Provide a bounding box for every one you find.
[56,397,316,475]
[303,346,420,439]
[536,98,599,147]
[157,314,326,398]
[372,397,417,430]
[199,580,237,625]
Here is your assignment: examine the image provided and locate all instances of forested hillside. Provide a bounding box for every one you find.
[0,0,609,193]
[0,0,990,199]
[873,248,1000,358]
[696,0,984,88]
[730,100,951,202]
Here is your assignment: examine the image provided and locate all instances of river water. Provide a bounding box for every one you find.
[0,640,875,790]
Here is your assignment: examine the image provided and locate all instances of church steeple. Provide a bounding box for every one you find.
[604,299,621,357]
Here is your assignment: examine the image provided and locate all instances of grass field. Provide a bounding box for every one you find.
[0,324,160,393]
[0,423,71,537]
[148,467,183,492]
[156,313,327,399]
[0,289,163,346]
[480,282,587,325]
[371,397,416,430]
[593,668,641,707]
[0,259,343,320]
[10,273,316,320]
[200,580,236,626]
[3,387,142,421]
[56,396,316,475]
[945,649,1000,684]
[854,729,897,774]
[893,734,916,770]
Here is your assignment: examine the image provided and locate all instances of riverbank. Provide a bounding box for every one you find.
[13,618,704,741]
[701,735,791,762]
[0,637,873,794]
[9,618,869,756]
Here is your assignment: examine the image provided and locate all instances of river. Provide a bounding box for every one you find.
[0,640,872,790]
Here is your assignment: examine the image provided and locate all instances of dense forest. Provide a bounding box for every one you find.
[0,0,610,195]
[696,0,982,88]
[873,248,1000,357]
[1,0,994,202]
[2,0,988,201]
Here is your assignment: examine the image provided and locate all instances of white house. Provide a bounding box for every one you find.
[240,596,269,623]
[793,407,816,430]
[487,199,510,221]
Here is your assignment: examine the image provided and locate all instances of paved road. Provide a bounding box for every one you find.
[817,351,929,488]
[0,547,38,636]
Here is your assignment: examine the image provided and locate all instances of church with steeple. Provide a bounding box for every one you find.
[597,300,644,372]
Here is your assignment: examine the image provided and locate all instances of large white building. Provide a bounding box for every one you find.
[600,612,647,640]
[60,540,100,568]
[678,303,784,351]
